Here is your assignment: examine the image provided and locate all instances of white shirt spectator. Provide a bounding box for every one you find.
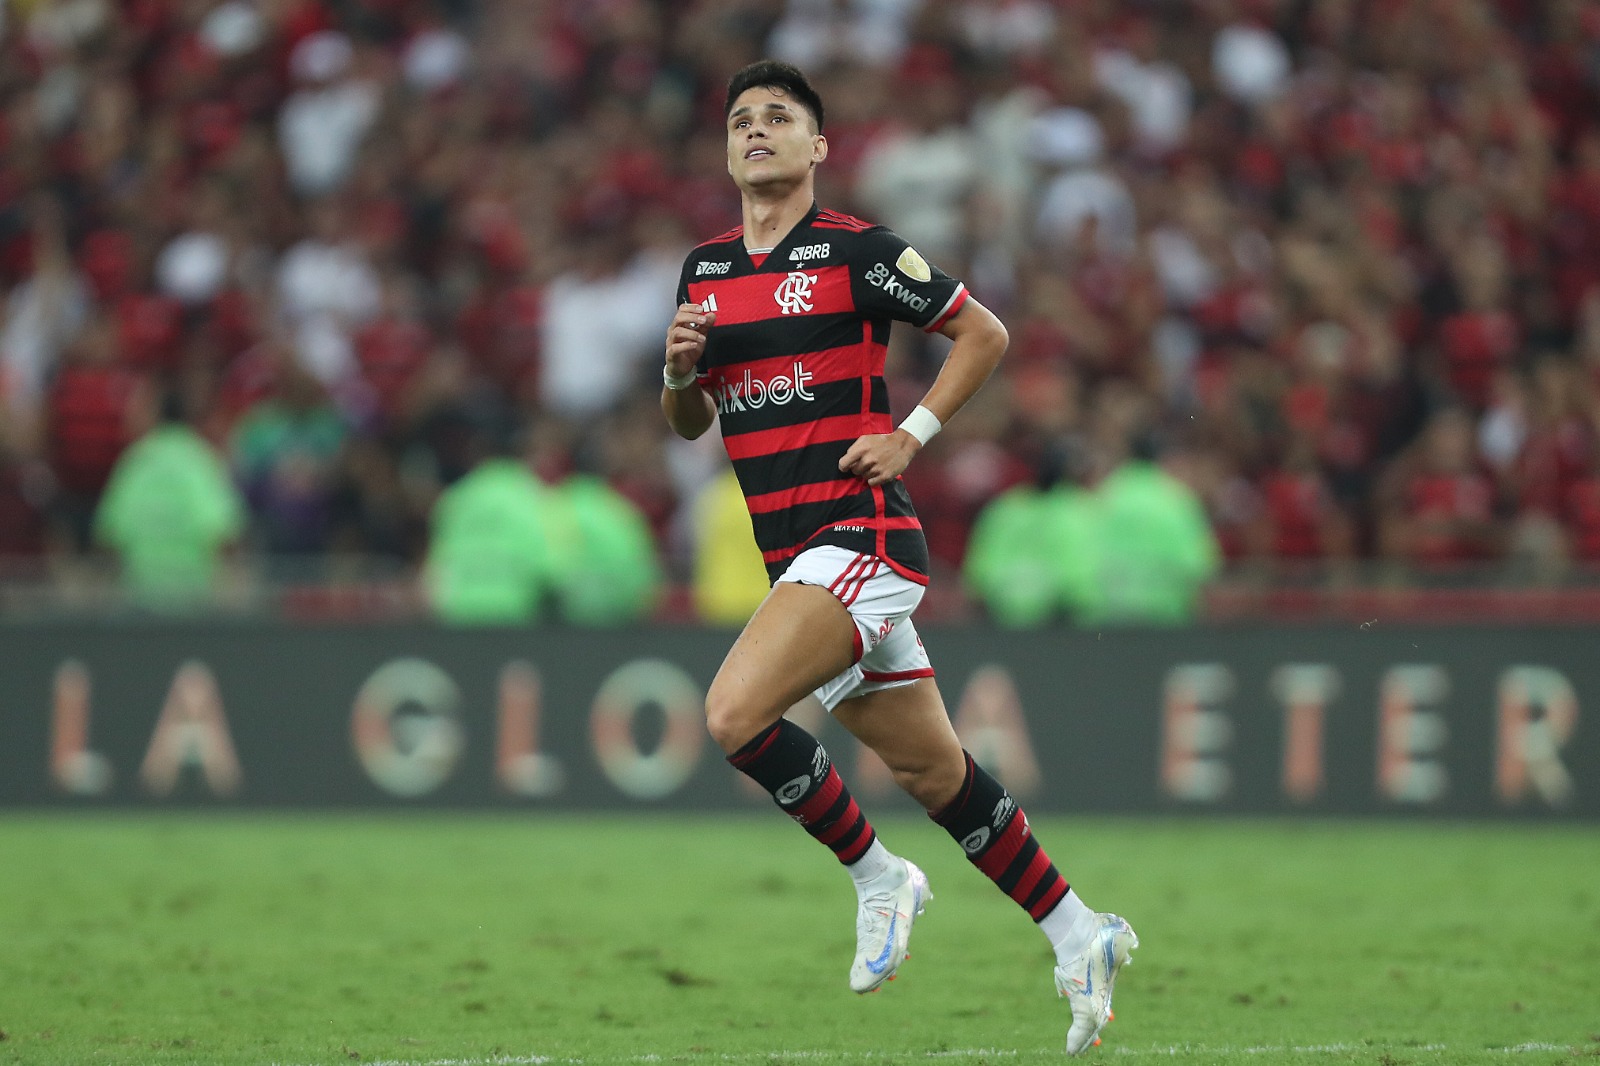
[854,123,980,267]
[1,270,89,414]
[200,1,265,57]
[277,32,380,197]
[157,232,230,306]
[1030,109,1138,255]
[969,77,1051,255]
[1149,226,1216,310]
[277,237,381,326]
[1094,47,1192,157]
[276,235,381,386]
[1212,23,1291,105]
[539,249,679,418]
[768,0,921,69]
[403,27,471,92]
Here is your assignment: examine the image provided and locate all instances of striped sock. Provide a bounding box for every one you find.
[930,751,1070,920]
[728,719,877,865]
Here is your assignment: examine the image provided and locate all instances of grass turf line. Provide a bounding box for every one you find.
[0,814,1595,1066]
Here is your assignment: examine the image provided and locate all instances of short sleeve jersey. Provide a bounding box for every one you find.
[676,204,969,584]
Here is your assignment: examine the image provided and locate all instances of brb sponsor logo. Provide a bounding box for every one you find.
[775,271,817,314]
[713,359,816,414]
[696,260,731,276]
[789,242,831,262]
[864,262,931,313]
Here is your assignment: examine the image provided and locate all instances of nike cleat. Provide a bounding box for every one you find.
[849,858,931,993]
[1055,913,1138,1054]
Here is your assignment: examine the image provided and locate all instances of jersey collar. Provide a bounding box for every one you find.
[743,202,822,271]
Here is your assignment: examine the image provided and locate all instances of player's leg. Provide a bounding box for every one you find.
[704,578,856,754]
[707,569,915,992]
[836,675,1090,933]
[834,639,1137,1054]
[830,677,964,808]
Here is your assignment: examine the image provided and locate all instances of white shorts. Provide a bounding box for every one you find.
[775,545,934,712]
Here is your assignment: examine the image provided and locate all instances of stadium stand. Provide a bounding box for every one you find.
[0,0,1598,621]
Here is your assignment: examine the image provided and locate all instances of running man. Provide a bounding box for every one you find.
[661,60,1136,1054]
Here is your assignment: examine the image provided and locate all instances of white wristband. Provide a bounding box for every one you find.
[898,404,942,446]
[663,364,698,391]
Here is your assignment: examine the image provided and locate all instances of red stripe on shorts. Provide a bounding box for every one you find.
[829,553,868,597]
[840,556,880,607]
[861,667,934,683]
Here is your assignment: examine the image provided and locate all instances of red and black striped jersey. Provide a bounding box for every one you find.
[676,204,969,584]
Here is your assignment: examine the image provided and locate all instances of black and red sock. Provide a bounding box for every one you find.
[728,719,877,865]
[931,751,1069,920]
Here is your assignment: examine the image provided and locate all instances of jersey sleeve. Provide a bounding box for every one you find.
[675,256,693,307]
[850,227,969,332]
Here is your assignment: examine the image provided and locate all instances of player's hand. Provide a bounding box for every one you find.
[838,430,920,487]
[665,303,716,379]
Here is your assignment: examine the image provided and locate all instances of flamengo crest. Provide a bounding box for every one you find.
[775,271,817,314]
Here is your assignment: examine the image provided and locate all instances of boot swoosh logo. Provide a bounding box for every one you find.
[865,911,900,973]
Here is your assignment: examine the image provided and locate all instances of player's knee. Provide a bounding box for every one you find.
[704,685,769,754]
[892,756,965,811]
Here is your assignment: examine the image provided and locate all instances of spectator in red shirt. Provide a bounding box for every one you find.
[1255,435,1355,566]
[1433,233,1520,411]
[1378,406,1505,570]
[354,270,434,432]
[44,316,145,552]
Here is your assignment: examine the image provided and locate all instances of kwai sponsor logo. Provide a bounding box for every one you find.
[713,359,816,414]
[864,262,931,314]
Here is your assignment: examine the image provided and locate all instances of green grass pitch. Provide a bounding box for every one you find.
[0,814,1595,1066]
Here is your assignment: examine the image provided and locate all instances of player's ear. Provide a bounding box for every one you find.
[812,134,828,167]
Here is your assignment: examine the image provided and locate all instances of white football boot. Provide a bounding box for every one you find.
[848,857,931,993]
[1055,913,1138,1054]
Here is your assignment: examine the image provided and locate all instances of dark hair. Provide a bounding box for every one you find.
[724,60,824,132]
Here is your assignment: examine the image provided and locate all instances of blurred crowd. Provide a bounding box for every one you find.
[2,0,1600,620]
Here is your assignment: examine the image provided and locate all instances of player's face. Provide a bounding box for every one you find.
[726,87,826,192]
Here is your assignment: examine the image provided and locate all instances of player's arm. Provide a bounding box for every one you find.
[838,297,1009,486]
[661,302,717,439]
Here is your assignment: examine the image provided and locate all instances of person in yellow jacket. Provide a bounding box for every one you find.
[691,467,770,626]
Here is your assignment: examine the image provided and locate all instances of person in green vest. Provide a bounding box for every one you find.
[423,429,562,625]
[94,389,246,611]
[963,441,1098,626]
[1079,431,1220,626]
[545,471,663,626]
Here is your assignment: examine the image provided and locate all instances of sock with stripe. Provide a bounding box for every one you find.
[931,751,1093,962]
[728,719,878,867]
